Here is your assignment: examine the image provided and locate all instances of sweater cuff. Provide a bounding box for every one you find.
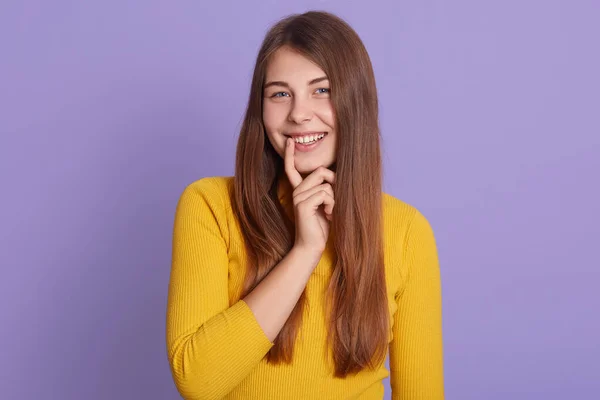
[227,299,275,354]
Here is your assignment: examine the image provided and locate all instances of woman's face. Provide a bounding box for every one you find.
[263,46,337,176]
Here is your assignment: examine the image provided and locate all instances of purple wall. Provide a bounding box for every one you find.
[1,1,598,399]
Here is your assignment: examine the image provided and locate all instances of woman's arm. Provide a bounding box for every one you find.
[243,245,320,342]
[166,178,318,400]
[389,208,445,400]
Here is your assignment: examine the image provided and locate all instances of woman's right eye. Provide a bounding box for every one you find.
[272,92,290,98]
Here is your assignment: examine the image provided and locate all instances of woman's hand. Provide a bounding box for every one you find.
[284,138,336,256]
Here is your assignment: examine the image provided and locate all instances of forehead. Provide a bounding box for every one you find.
[265,47,326,81]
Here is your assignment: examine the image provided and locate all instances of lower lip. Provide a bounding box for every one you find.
[292,133,328,152]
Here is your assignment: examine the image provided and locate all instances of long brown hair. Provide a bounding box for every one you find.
[231,10,388,378]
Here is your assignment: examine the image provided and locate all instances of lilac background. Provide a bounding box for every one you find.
[1,1,599,399]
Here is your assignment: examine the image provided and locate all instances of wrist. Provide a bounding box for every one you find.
[290,245,323,267]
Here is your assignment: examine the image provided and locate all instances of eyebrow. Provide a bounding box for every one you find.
[264,76,329,90]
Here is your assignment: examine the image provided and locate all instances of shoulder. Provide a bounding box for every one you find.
[383,192,416,229]
[382,192,436,243]
[184,175,233,194]
[382,192,438,279]
[177,176,235,212]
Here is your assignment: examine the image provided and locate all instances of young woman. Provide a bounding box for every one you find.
[166,10,444,400]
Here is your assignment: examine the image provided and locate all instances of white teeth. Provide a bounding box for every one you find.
[293,133,325,144]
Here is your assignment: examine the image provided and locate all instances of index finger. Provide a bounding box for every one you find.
[284,137,303,188]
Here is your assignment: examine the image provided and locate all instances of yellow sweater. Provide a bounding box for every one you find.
[166,176,444,399]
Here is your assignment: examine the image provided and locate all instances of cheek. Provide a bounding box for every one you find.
[316,105,335,128]
[263,102,287,130]
[262,104,284,154]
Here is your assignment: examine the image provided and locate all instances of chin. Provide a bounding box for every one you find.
[296,159,335,175]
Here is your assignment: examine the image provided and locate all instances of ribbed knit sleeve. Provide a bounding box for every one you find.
[166,178,275,400]
[390,208,445,400]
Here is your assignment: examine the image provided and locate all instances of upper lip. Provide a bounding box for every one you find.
[285,131,327,137]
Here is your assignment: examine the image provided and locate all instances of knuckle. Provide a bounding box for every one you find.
[321,186,332,196]
[293,195,302,207]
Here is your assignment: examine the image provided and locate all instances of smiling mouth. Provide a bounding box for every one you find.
[285,132,328,144]
[286,132,328,152]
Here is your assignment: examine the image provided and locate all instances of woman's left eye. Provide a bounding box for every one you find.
[316,88,330,94]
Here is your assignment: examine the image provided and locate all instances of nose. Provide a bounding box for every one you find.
[288,98,313,124]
